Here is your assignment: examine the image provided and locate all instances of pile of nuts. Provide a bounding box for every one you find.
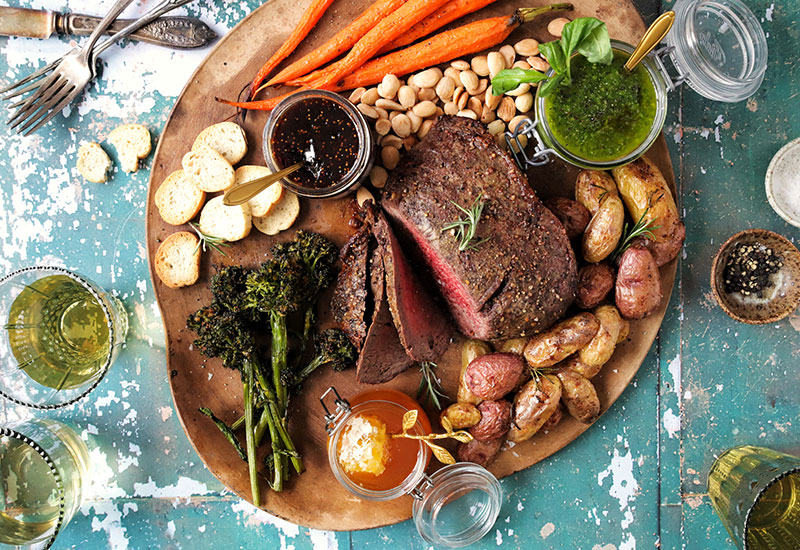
[349,36,559,191]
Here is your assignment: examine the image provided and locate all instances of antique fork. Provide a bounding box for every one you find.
[6,0,135,135]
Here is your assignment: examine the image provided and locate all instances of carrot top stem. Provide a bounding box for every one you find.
[516,3,573,23]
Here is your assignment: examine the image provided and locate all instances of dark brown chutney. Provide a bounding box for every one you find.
[271,97,360,188]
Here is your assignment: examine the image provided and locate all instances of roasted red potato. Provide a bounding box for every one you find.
[464,353,525,401]
[523,313,600,368]
[615,245,663,319]
[544,197,591,240]
[457,437,503,467]
[576,263,615,309]
[507,374,562,442]
[469,400,512,441]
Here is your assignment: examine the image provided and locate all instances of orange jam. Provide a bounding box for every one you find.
[335,390,431,492]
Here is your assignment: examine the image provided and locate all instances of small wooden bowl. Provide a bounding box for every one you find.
[711,229,800,324]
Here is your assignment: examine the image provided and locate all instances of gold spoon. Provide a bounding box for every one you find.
[625,11,675,71]
[223,162,303,206]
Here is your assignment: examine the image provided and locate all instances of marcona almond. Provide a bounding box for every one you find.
[487,119,506,135]
[515,38,540,57]
[480,105,496,124]
[389,110,401,121]
[433,106,444,117]
[499,45,515,67]
[403,136,418,150]
[361,87,379,105]
[397,85,417,109]
[487,51,506,78]
[369,165,388,188]
[473,78,488,96]
[435,76,455,101]
[505,83,531,96]
[459,70,479,93]
[528,56,550,73]
[510,115,530,133]
[456,109,478,120]
[357,103,379,119]
[471,55,489,76]
[418,119,434,139]
[515,92,533,113]
[513,60,531,70]
[382,135,403,149]
[444,67,461,82]
[468,96,482,115]
[374,106,389,120]
[357,186,375,207]
[456,90,468,110]
[451,59,470,71]
[485,88,502,110]
[378,73,400,99]
[412,100,437,118]
[413,67,442,88]
[444,101,458,115]
[375,98,403,111]
[349,87,366,103]
[418,87,437,101]
[391,113,412,138]
[548,17,570,37]
[381,146,400,170]
[498,96,516,121]
[407,111,422,133]
[375,118,392,135]
[452,87,464,106]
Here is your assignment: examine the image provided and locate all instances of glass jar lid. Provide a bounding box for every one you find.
[665,0,768,102]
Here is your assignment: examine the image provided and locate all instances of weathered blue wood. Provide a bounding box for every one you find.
[0,0,797,549]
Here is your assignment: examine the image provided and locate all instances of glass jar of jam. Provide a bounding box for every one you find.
[263,90,374,199]
[508,0,768,170]
[321,387,502,548]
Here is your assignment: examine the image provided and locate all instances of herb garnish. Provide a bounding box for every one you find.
[442,194,490,251]
[491,17,613,97]
[190,222,230,257]
[416,361,447,410]
[612,208,660,260]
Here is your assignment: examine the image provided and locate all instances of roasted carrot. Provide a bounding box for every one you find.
[331,4,573,91]
[265,0,408,88]
[292,0,450,89]
[249,0,336,99]
[378,0,498,54]
[217,89,303,112]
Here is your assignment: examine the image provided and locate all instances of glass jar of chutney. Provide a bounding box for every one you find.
[507,0,768,170]
[320,387,503,548]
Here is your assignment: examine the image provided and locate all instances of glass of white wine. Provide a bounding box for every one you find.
[0,266,128,409]
[0,418,90,549]
[708,445,800,549]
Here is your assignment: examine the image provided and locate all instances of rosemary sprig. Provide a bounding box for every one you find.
[190,222,230,257]
[392,409,473,465]
[416,361,447,410]
[612,208,660,260]
[442,195,490,252]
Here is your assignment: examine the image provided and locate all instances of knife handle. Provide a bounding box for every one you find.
[59,13,216,49]
[0,7,55,39]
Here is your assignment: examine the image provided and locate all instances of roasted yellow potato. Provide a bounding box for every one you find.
[575,170,619,214]
[524,313,600,368]
[612,157,685,266]
[507,375,562,442]
[540,402,563,432]
[578,305,625,368]
[497,338,527,355]
[582,195,625,263]
[560,354,603,380]
[458,340,491,404]
[440,402,482,430]
[557,368,601,424]
[617,319,630,343]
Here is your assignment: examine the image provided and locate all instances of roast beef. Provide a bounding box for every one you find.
[375,212,452,361]
[330,226,371,349]
[382,116,577,341]
[356,247,414,384]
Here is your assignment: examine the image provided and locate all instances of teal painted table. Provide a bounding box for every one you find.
[0,1,797,548]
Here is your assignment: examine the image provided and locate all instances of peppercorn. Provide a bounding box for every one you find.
[722,242,783,297]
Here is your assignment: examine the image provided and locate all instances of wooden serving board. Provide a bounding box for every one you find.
[146,0,675,530]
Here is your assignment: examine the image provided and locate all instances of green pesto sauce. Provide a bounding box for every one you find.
[544,50,657,162]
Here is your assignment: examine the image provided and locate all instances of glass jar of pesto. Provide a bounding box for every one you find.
[508,0,768,170]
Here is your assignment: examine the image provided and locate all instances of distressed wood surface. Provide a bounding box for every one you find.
[0,0,797,549]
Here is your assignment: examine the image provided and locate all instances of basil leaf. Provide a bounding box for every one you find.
[491,68,547,96]
[560,17,605,79]
[539,40,567,75]
[576,21,613,65]
[538,73,565,98]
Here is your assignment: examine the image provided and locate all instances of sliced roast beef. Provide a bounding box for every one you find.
[374,212,451,361]
[382,116,577,341]
[355,247,415,384]
[330,227,371,349]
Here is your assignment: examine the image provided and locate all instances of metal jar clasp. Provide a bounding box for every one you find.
[503,117,555,171]
[320,386,351,434]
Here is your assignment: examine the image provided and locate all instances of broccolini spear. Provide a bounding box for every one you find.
[291,328,357,386]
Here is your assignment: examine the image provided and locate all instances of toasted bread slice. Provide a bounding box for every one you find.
[76,142,111,183]
[199,195,252,242]
[234,165,284,217]
[192,121,248,165]
[182,144,235,193]
[154,169,206,226]
[108,124,151,173]
[253,191,300,235]
[154,231,201,289]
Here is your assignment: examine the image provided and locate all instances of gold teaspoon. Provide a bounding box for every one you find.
[223,162,303,206]
[625,11,675,71]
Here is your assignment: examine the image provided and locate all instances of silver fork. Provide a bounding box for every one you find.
[5,0,140,136]
[1,0,197,102]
